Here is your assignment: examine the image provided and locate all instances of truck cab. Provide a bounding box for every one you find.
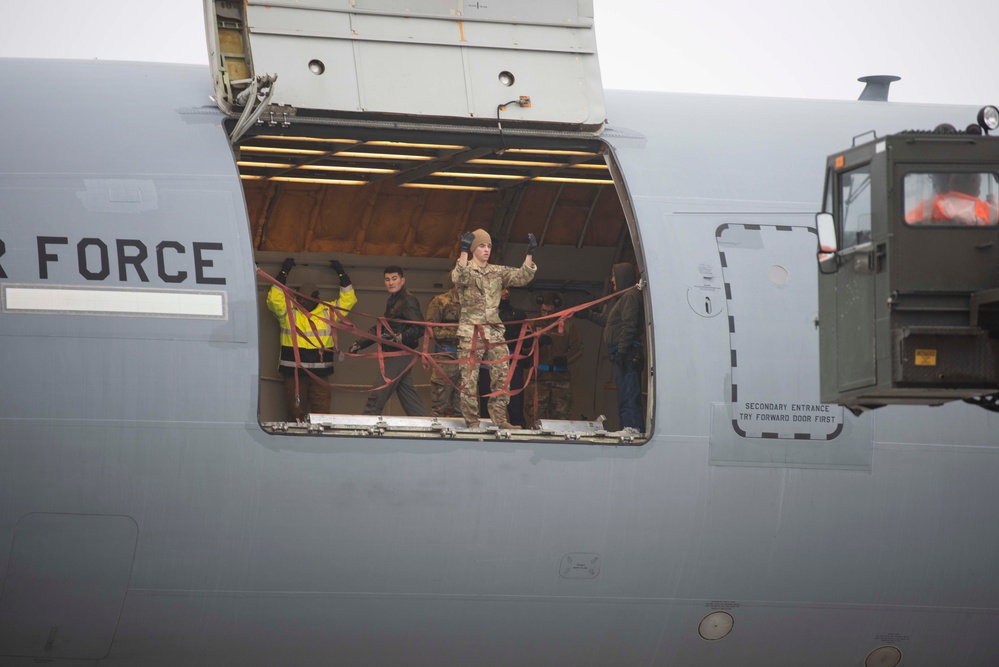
[817,107,999,411]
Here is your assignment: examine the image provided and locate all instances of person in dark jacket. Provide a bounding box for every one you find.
[350,265,429,416]
[578,263,644,432]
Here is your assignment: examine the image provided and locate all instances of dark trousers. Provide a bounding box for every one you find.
[363,354,429,416]
[283,370,332,422]
[614,364,643,431]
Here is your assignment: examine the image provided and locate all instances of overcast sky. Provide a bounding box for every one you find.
[0,0,996,105]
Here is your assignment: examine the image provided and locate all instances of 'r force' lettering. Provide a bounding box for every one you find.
[33,236,225,285]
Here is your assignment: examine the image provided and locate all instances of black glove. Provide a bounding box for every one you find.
[459,231,475,255]
[526,233,538,255]
[348,341,361,354]
[330,259,351,287]
[277,257,295,284]
[552,355,568,368]
[538,334,553,347]
[574,308,590,321]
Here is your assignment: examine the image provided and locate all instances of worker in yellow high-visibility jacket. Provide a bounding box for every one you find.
[267,257,357,421]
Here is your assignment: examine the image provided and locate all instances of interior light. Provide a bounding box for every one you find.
[336,151,435,161]
[248,136,357,144]
[236,160,295,168]
[303,165,397,174]
[432,171,527,180]
[400,183,495,191]
[366,141,467,150]
[505,148,598,156]
[269,176,367,185]
[469,158,563,168]
[978,105,999,132]
[239,174,266,180]
[533,176,615,185]
[568,163,610,170]
[241,146,327,155]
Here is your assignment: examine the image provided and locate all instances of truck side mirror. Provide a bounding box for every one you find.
[815,212,838,273]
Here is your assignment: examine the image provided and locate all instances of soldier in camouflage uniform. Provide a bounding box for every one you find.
[426,283,463,417]
[525,291,583,425]
[451,228,538,429]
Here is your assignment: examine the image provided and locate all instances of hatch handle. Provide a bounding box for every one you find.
[873,242,886,273]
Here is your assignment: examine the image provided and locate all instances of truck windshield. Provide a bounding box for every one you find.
[904,172,999,226]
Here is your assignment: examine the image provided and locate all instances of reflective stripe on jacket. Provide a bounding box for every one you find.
[266,285,358,373]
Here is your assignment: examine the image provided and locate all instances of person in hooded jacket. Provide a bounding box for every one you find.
[577,263,644,432]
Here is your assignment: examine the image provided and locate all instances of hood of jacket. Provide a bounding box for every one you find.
[612,263,636,289]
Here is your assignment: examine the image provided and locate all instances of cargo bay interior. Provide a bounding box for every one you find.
[237,126,648,439]
[208,0,650,440]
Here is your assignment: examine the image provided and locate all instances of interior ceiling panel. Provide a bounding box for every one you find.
[237,133,611,190]
[239,130,625,258]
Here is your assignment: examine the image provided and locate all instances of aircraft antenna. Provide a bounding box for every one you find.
[857,75,900,101]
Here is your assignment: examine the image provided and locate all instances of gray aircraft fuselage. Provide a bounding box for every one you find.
[0,58,997,666]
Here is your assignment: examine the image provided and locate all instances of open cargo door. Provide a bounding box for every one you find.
[203,2,650,442]
[206,0,605,137]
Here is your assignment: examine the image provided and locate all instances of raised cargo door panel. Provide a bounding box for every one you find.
[205,0,605,131]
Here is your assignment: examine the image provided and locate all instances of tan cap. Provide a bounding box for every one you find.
[470,228,492,251]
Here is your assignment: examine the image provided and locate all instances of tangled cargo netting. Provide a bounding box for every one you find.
[258,268,638,413]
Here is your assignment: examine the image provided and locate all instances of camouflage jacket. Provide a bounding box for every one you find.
[536,316,583,373]
[451,260,537,339]
[426,288,462,349]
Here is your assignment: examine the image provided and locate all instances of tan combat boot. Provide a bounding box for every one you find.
[489,407,521,430]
